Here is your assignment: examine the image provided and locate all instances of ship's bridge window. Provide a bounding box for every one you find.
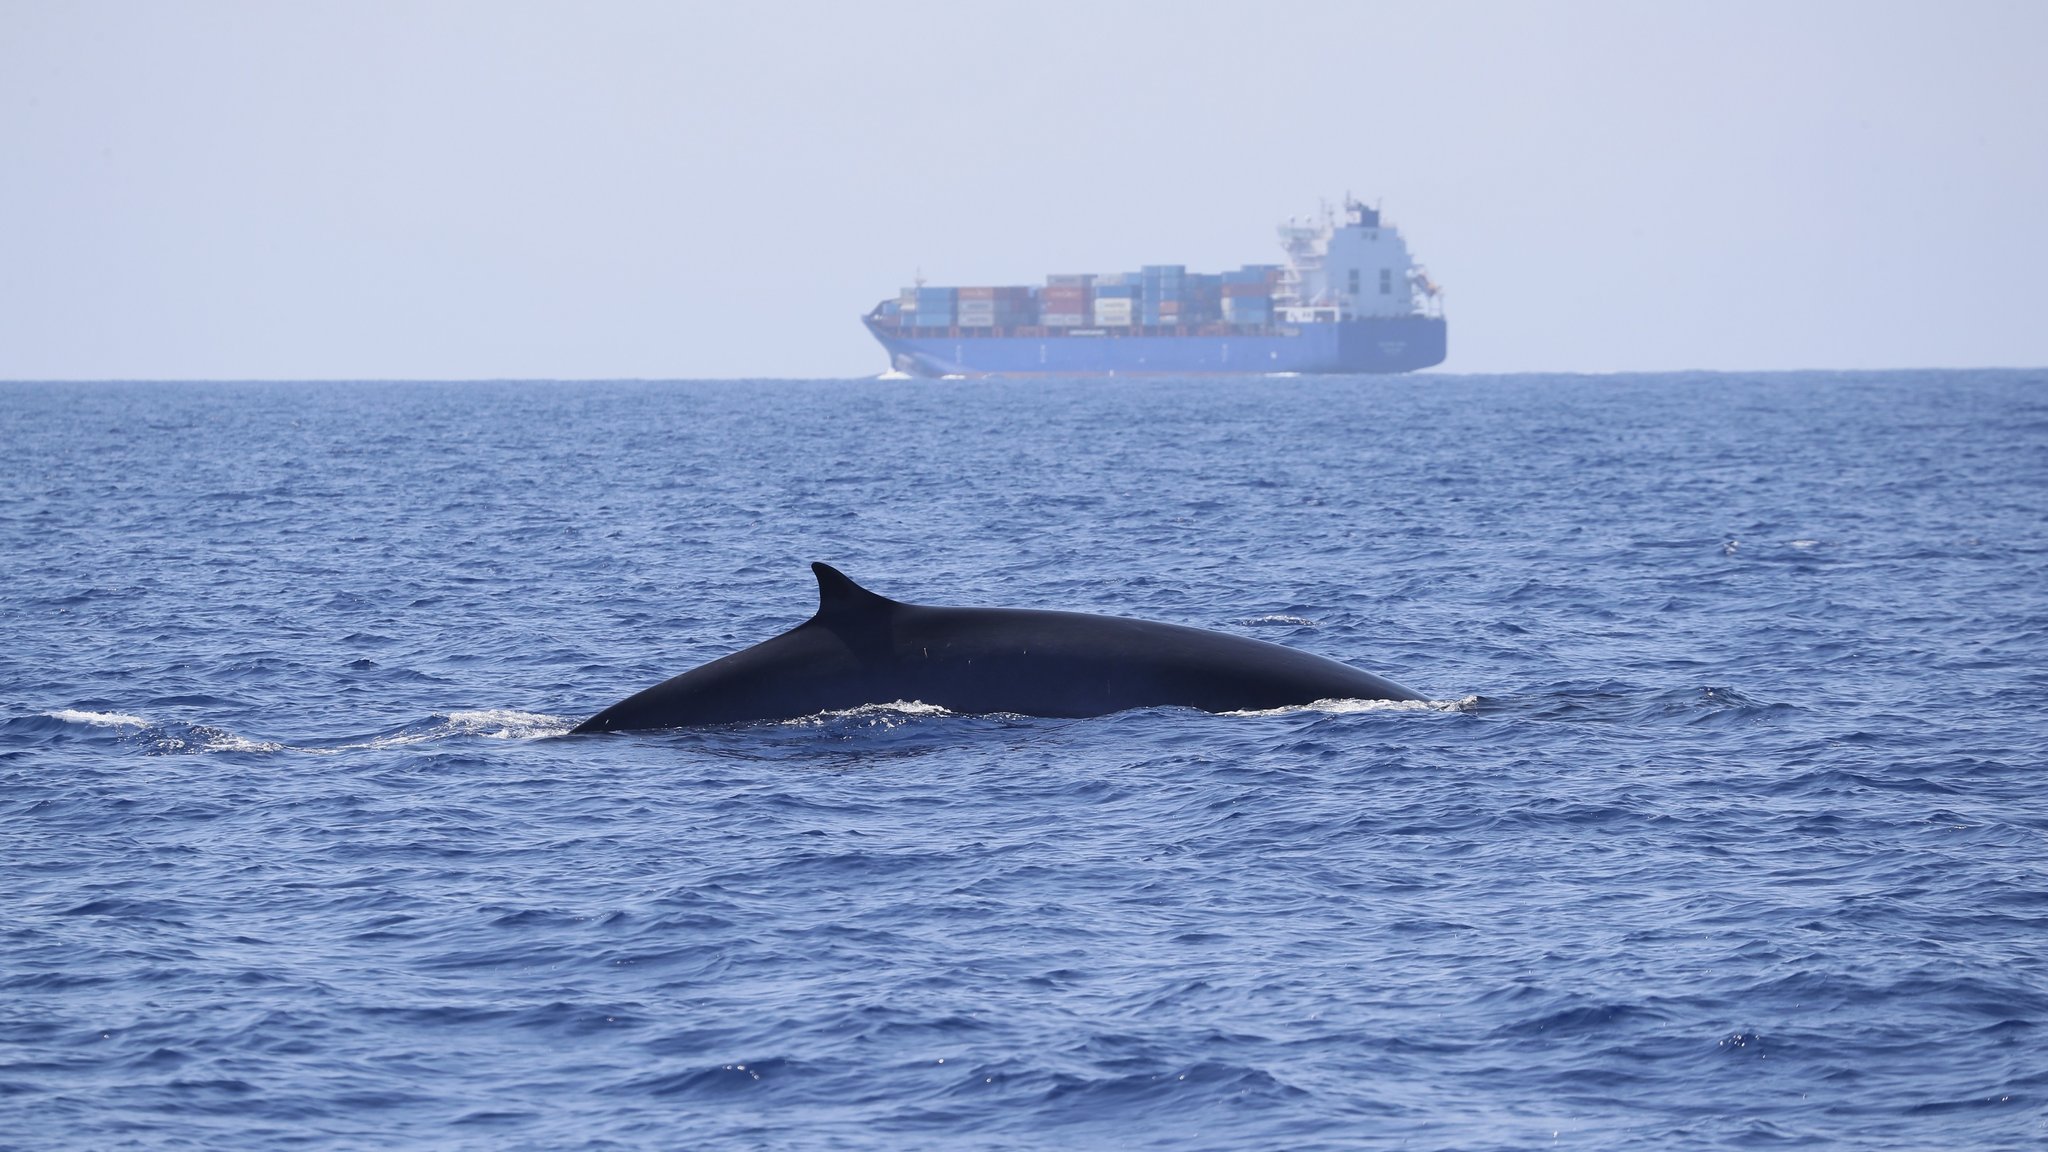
[1380,268,1392,294]
[1348,269,1360,295]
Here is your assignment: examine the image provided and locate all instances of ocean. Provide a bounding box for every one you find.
[3,371,2044,1149]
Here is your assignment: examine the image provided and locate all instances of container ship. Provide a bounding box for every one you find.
[862,198,1446,377]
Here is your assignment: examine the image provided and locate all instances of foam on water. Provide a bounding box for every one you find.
[140,721,287,754]
[42,707,573,754]
[1223,695,1476,717]
[789,700,958,726]
[47,708,150,728]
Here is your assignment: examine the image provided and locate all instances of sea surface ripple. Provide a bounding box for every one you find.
[2,372,2045,1149]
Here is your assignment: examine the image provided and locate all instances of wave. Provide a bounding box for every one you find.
[356,709,577,745]
[45,708,150,728]
[31,707,576,755]
[787,701,957,727]
[786,697,1473,729]
[1477,684,1796,725]
[297,709,579,752]
[1224,695,1478,717]
[142,722,287,755]
[23,697,1463,758]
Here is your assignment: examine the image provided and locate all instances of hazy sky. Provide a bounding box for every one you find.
[3,0,2043,378]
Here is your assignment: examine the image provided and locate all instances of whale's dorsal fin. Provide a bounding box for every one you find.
[811,562,901,624]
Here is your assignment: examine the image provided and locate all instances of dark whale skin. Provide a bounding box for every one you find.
[572,563,1424,732]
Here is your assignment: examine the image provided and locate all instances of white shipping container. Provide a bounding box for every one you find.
[1042,313,1086,326]
[956,314,996,327]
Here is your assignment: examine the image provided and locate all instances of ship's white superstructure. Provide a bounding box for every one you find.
[1277,199,1441,324]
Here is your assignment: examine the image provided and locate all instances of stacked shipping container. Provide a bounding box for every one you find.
[1140,265,1181,326]
[956,285,1033,328]
[899,262,1279,331]
[1091,273,1138,327]
[1219,266,1280,326]
[1137,265,1227,326]
[909,286,957,327]
[1041,274,1091,327]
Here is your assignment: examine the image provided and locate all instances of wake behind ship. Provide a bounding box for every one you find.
[864,198,1446,378]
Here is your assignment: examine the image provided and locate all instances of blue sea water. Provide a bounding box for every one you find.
[2,371,2045,1149]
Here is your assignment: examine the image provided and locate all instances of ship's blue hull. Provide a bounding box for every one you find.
[865,315,1445,377]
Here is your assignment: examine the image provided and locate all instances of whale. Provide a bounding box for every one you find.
[571,563,1425,733]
